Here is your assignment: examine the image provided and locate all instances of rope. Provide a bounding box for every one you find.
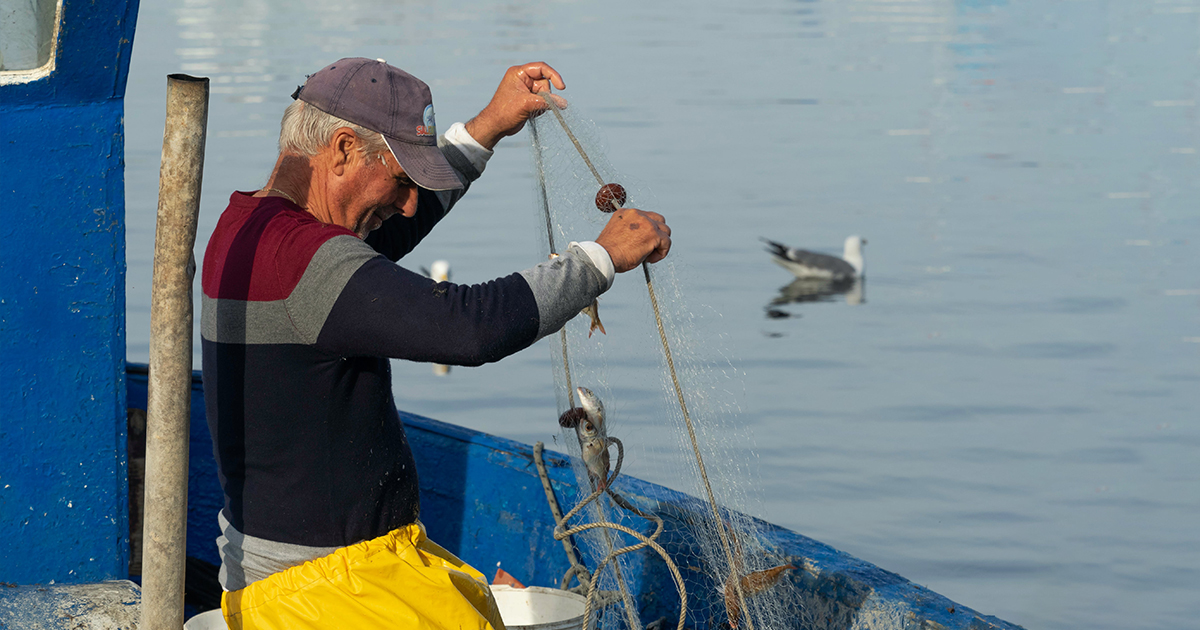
[530,123,577,409]
[534,440,687,630]
[537,92,756,630]
[533,442,586,576]
[545,96,605,186]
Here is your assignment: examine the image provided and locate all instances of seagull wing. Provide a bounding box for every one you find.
[761,238,857,279]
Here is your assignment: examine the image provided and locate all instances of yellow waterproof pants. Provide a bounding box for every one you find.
[221,522,504,630]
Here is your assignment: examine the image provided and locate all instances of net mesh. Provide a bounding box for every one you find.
[528,99,807,630]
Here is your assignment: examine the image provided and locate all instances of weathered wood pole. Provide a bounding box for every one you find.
[142,73,209,629]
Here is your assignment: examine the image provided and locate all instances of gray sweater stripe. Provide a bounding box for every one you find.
[284,235,379,341]
[520,244,609,341]
[216,510,339,591]
[201,235,378,345]
[201,296,298,345]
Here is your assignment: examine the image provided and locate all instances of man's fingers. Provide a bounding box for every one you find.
[646,214,671,264]
[515,62,566,91]
[527,92,569,114]
[524,62,566,90]
[653,228,672,260]
[643,236,671,265]
[641,210,666,225]
[638,211,670,239]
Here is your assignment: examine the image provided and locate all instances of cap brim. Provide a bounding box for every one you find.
[384,137,464,191]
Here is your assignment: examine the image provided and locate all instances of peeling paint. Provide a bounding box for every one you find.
[0,581,141,630]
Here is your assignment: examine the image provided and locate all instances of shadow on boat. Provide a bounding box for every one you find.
[765,278,865,318]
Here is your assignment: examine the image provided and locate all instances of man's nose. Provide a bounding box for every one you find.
[397,185,419,217]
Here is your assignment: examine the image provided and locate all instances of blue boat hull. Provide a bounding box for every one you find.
[123,364,1022,629]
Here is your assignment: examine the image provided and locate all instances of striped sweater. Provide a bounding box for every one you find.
[201,140,608,587]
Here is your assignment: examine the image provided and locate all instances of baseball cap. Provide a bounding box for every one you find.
[292,57,464,191]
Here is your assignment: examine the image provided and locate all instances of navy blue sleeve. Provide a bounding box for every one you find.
[315,257,542,365]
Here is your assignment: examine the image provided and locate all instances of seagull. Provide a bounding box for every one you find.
[761,236,866,281]
[421,260,451,283]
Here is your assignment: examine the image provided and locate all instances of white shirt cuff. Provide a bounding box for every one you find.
[569,241,615,290]
[443,122,493,174]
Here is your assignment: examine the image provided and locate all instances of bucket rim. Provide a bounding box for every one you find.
[489,584,589,630]
[489,584,587,601]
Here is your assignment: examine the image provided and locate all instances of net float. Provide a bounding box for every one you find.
[594,183,627,213]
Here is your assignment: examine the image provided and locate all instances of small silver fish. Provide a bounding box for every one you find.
[576,386,605,431]
[575,386,610,490]
[581,299,605,337]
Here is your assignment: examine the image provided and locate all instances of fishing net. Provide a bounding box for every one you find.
[528,97,807,630]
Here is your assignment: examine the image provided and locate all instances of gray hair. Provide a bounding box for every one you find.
[278,100,389,158]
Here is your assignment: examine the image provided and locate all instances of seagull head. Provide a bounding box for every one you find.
[843,236,866,276]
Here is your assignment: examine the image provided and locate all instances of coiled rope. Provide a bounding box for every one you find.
[533,441,686,630]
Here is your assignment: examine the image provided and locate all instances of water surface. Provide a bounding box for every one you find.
[124,1,1200,628]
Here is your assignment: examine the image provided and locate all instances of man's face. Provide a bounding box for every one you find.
[334,142,420,239]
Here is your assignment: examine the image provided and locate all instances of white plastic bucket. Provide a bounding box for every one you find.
[183,609,228,630]
[490,585,587,630]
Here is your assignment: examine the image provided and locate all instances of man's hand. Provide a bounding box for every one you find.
[594,208,672,273]
[465,62,568,150]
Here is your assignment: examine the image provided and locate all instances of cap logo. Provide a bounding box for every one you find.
[417,104,436,137]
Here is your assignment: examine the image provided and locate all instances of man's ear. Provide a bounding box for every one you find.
[330,128,357,176]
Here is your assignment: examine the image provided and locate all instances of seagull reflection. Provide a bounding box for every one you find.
[422,260,452,376]
[767,277,865,313]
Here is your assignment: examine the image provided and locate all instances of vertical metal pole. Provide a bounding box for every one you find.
[142,73,209,630]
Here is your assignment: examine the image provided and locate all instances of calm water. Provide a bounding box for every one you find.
[124,1,1200,628]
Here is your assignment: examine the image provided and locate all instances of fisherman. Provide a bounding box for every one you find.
[200,58,671,629]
